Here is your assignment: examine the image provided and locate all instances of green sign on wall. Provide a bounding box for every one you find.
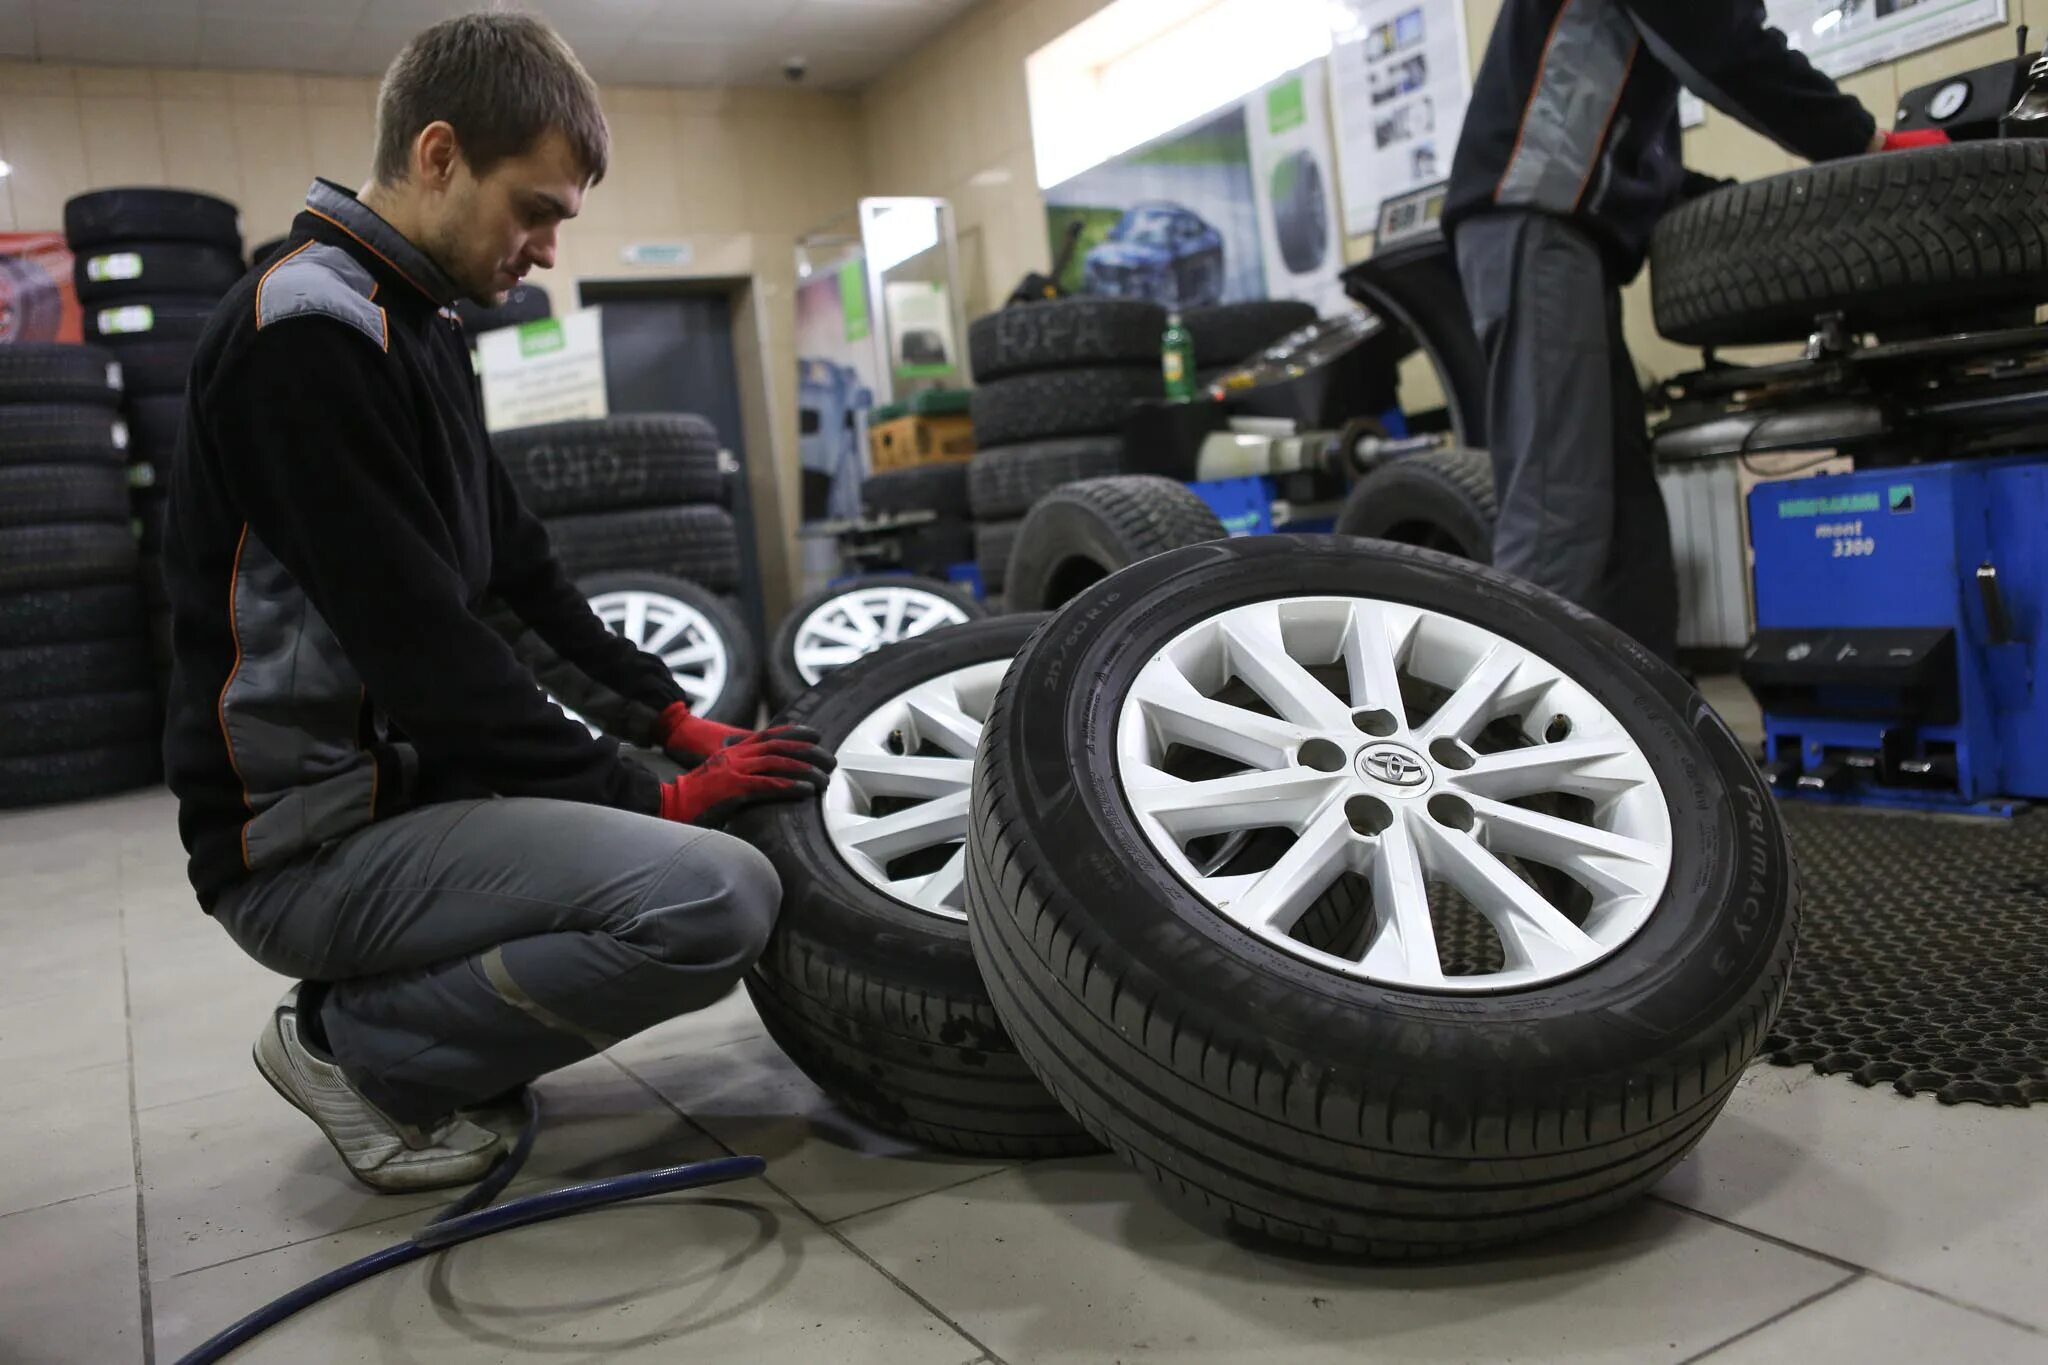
[1267,76,1305,135]
[839,259,870,342]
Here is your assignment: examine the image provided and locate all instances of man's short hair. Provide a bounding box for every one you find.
[373,11,609,187]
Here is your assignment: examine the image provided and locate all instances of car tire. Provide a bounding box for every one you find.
[0,692,160,757]
[1271,150,1330,275]
[767,573,986,711]
[127,394,184,461]
[966,533,1798,1255]
[974,519,1020,594]
[0,523,139,593]
[0,743,161,808]
[493,414,723,517]
[0,584,145,648]
[0,345,125,409]
[105,339,200,397]
[1181,300,1319,369]
[0,405,129,464]
[1003,475,1226,612]
[501,570,761,737]
[733,613,1098,1155]
[967,299,1167,381]
[74,242,244,303]
[859,462,970,520]
[542,504,740,591]
[87,294,221,348]
[969,366,1164,448]
[967,437,1126,520]
[0,464,133,527]
[1334,447,1497,562]
[0,637,153,701]
[1649,141,2048,346]
[65,188,242,253]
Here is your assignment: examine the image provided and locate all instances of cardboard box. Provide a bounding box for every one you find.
[869,411,974,471]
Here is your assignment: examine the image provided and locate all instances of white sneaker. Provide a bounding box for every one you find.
[252,987,504,1193]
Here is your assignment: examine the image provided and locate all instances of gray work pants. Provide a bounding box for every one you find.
[1454,210,1679,663]
[213,797,780,1124]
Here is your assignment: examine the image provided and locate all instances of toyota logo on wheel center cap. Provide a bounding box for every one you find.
[1357,743,1432,794]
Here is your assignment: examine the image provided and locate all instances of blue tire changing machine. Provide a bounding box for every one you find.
[1744,455,2048,815]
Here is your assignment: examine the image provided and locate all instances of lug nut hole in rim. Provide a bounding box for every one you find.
[1297,737,1347,772]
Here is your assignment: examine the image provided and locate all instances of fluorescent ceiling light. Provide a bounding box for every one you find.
[1812,8,1843,34]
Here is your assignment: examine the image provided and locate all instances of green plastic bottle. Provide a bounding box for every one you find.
[1161,311,1195,402]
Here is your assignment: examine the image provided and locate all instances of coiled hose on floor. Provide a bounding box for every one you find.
[175,1090,765,1364]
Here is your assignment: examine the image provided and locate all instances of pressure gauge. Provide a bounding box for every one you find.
[1928,80,1971,121]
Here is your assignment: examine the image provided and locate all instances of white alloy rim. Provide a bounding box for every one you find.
[590,587,730,714]
[821,657,1008,921]
[793,585,971,686]
[1114,596,1673,993]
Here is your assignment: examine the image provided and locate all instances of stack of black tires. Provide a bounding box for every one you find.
[489,414,762,727]
[0,344,161,807]
[964,299,1163,601]
[965,298,1319,598]
[857,462,975,580]
[493,414,739,590]
[65,187,245,691]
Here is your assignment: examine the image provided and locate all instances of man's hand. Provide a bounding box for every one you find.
[657,735,835,827]
[657,700,820,767]
[1873,128,1950,152]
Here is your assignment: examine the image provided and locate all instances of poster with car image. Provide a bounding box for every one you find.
[1328,0,1471,237]
[1245,65,1349,316]
[1042,63,1344,314]
[1045,105,1261,309]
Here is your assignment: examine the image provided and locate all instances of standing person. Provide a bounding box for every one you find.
[1443,1,1941,662]
[161,12,832,1193]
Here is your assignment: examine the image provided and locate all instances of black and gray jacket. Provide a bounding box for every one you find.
[163,180,681,909]
[1444,0,1876,275]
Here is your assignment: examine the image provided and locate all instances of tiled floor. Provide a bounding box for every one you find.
[3,772,2044,1363]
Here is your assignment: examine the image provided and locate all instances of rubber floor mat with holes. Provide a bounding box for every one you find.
[1762,802,2048,1106]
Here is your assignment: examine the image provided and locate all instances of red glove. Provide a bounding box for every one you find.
[658,735,835,827]
[657,700,820,766]
[1879,129,1950,151]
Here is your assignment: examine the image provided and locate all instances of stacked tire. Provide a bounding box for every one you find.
[0,344,161,807]
[965,299,1164,601]
[490,414,761,727]
[65,187,245,694]
[741,533,1803,1261]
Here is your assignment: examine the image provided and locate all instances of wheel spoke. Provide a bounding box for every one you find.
[1417,645,1520,743]
[803,617,871,650]
[904,689,982,758]
[834,789,970,862]
[675,675,714,706]
[1221,608,1355,731]
[1420,819,1603,975]
[1358,813,1443,984]
[1128,766,1344,840]
[622,594,649,649]
[1128,663,1304,770]
[1204,806,1354,934]
[880,591,908,642]
[902,605,958,638]
[904,846,967,912]
[1453,738,1642,801]
[641,615,690,656]
[1465,795,1666,899]
[661,642,718,670]
[836,751,973,800]
[1339,601,1411,714]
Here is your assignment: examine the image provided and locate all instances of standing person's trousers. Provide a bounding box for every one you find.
[213,797,780,1124]
[1453,210,1679,663]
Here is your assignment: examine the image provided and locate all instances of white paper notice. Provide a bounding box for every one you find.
[1764,0,2007,79]
[478,310,609,433]
[1328,0,1472,238]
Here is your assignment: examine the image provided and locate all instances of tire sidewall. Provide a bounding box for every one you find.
[986,535,1795,1084]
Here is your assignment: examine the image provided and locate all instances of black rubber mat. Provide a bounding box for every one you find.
[1765,802,2048,1106]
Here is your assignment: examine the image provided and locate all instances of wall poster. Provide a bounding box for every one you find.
[1328,0,1472,237]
